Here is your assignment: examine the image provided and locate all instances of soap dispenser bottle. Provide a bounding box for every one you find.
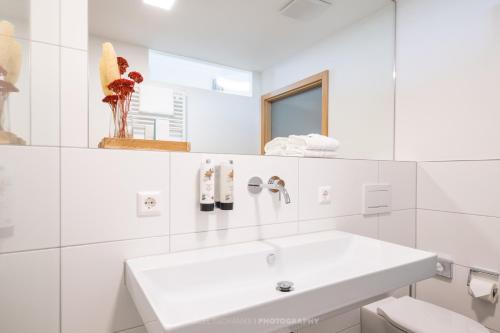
[215,163,221,209]
[199,158,215,211]
[219,160,234,210]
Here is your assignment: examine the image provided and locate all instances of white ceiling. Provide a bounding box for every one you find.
[89,0,393,71]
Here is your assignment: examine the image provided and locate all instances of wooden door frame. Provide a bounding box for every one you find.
[260,70,329,154]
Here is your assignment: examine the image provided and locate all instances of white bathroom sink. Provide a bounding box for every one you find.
[125,231,437,333]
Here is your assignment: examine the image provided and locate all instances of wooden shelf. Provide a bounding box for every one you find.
[98,138,191,152]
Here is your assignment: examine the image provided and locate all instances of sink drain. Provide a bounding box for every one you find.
[276,281,294,292]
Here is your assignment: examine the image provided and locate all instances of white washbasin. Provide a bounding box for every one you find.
[125,231,437,333]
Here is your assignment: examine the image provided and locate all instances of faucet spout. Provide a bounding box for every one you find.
[280,186,291,204]
[266,176,291,204]
[247,176,292,204]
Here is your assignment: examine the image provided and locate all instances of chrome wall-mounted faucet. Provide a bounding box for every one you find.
[247,176,291,204]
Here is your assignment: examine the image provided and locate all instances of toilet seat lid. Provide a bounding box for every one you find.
[377,296,489,333]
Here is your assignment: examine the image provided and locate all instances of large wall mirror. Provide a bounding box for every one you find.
[89,0,396,159]
[1,0,396,160]
[0,1,31,146]
[88,0,395,159]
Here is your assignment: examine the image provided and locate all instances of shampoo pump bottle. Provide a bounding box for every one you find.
[215,163,221,209]
[219,160,234,210]
[199,158,215,211]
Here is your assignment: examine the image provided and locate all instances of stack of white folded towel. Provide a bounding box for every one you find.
[264,134,340,158]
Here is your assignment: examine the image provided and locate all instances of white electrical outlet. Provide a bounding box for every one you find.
[318,186,331,204]
[137,191,162,217]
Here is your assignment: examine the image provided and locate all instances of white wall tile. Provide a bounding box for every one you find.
[116,327,148,333]
[395,0,500,161]
[0,249,60,333]
[299,159,378,220]
[170,222,298,252]
[339,325,360,333]
[300,308,360,333]
[299,215,378,239]
[417,209,500,271]
[379,161,416,210]
[391,286,410,298]
[0,146,59,253]
[417,264,500,332]
[418,161,500,217]
[61,0,88,50]
[30,42,60,146]
[416,160,500,331]
[272,329,292,333]
[30,0,59,44]
[61,237,169,333]
[61,48,88,147]
[61,148,170,246]
[379,209,415,248]
[170,153,299,235]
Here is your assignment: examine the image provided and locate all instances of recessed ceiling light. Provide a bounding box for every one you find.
[143,0,176,11]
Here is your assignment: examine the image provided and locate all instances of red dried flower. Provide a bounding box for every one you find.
[128,71,143,84]
[117,57,129,75]
[0,80,19,93]
[108,78,135,95]
[0,65,7,77]
[102,94,118,106]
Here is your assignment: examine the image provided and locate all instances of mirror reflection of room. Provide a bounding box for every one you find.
[0,0,30,146]
[88,0,395,159]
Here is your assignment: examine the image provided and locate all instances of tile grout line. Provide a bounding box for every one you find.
[168,153,172,253]
[377,161,381,240]
[28,32,32,144]
[58,0,62,331]
[7,144,500,164]
[418,158,500,163]
[0,208,418,257]
[0,210,422,257]
[113,324,145,333]
[412,162,418,298]
[11,33,87,52]
[417,207,500,219]
[296,158,300,234]
[392,0,398,162]
[414,163,418,250]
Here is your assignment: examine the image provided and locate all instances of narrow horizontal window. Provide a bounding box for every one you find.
[149,50,253,97]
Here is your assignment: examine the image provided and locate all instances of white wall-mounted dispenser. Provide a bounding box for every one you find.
[218,160,234,210]
[467,268,499,304]
[199,158,215,211]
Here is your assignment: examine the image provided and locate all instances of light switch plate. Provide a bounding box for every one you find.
[318,186,331,204]
[137,191,162,217]
[363,184,391,215]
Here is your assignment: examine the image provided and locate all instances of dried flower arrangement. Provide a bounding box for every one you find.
[0,20,24,145]
[99,42,143,138]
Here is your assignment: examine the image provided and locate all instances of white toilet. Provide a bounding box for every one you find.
[361,296,490,333]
